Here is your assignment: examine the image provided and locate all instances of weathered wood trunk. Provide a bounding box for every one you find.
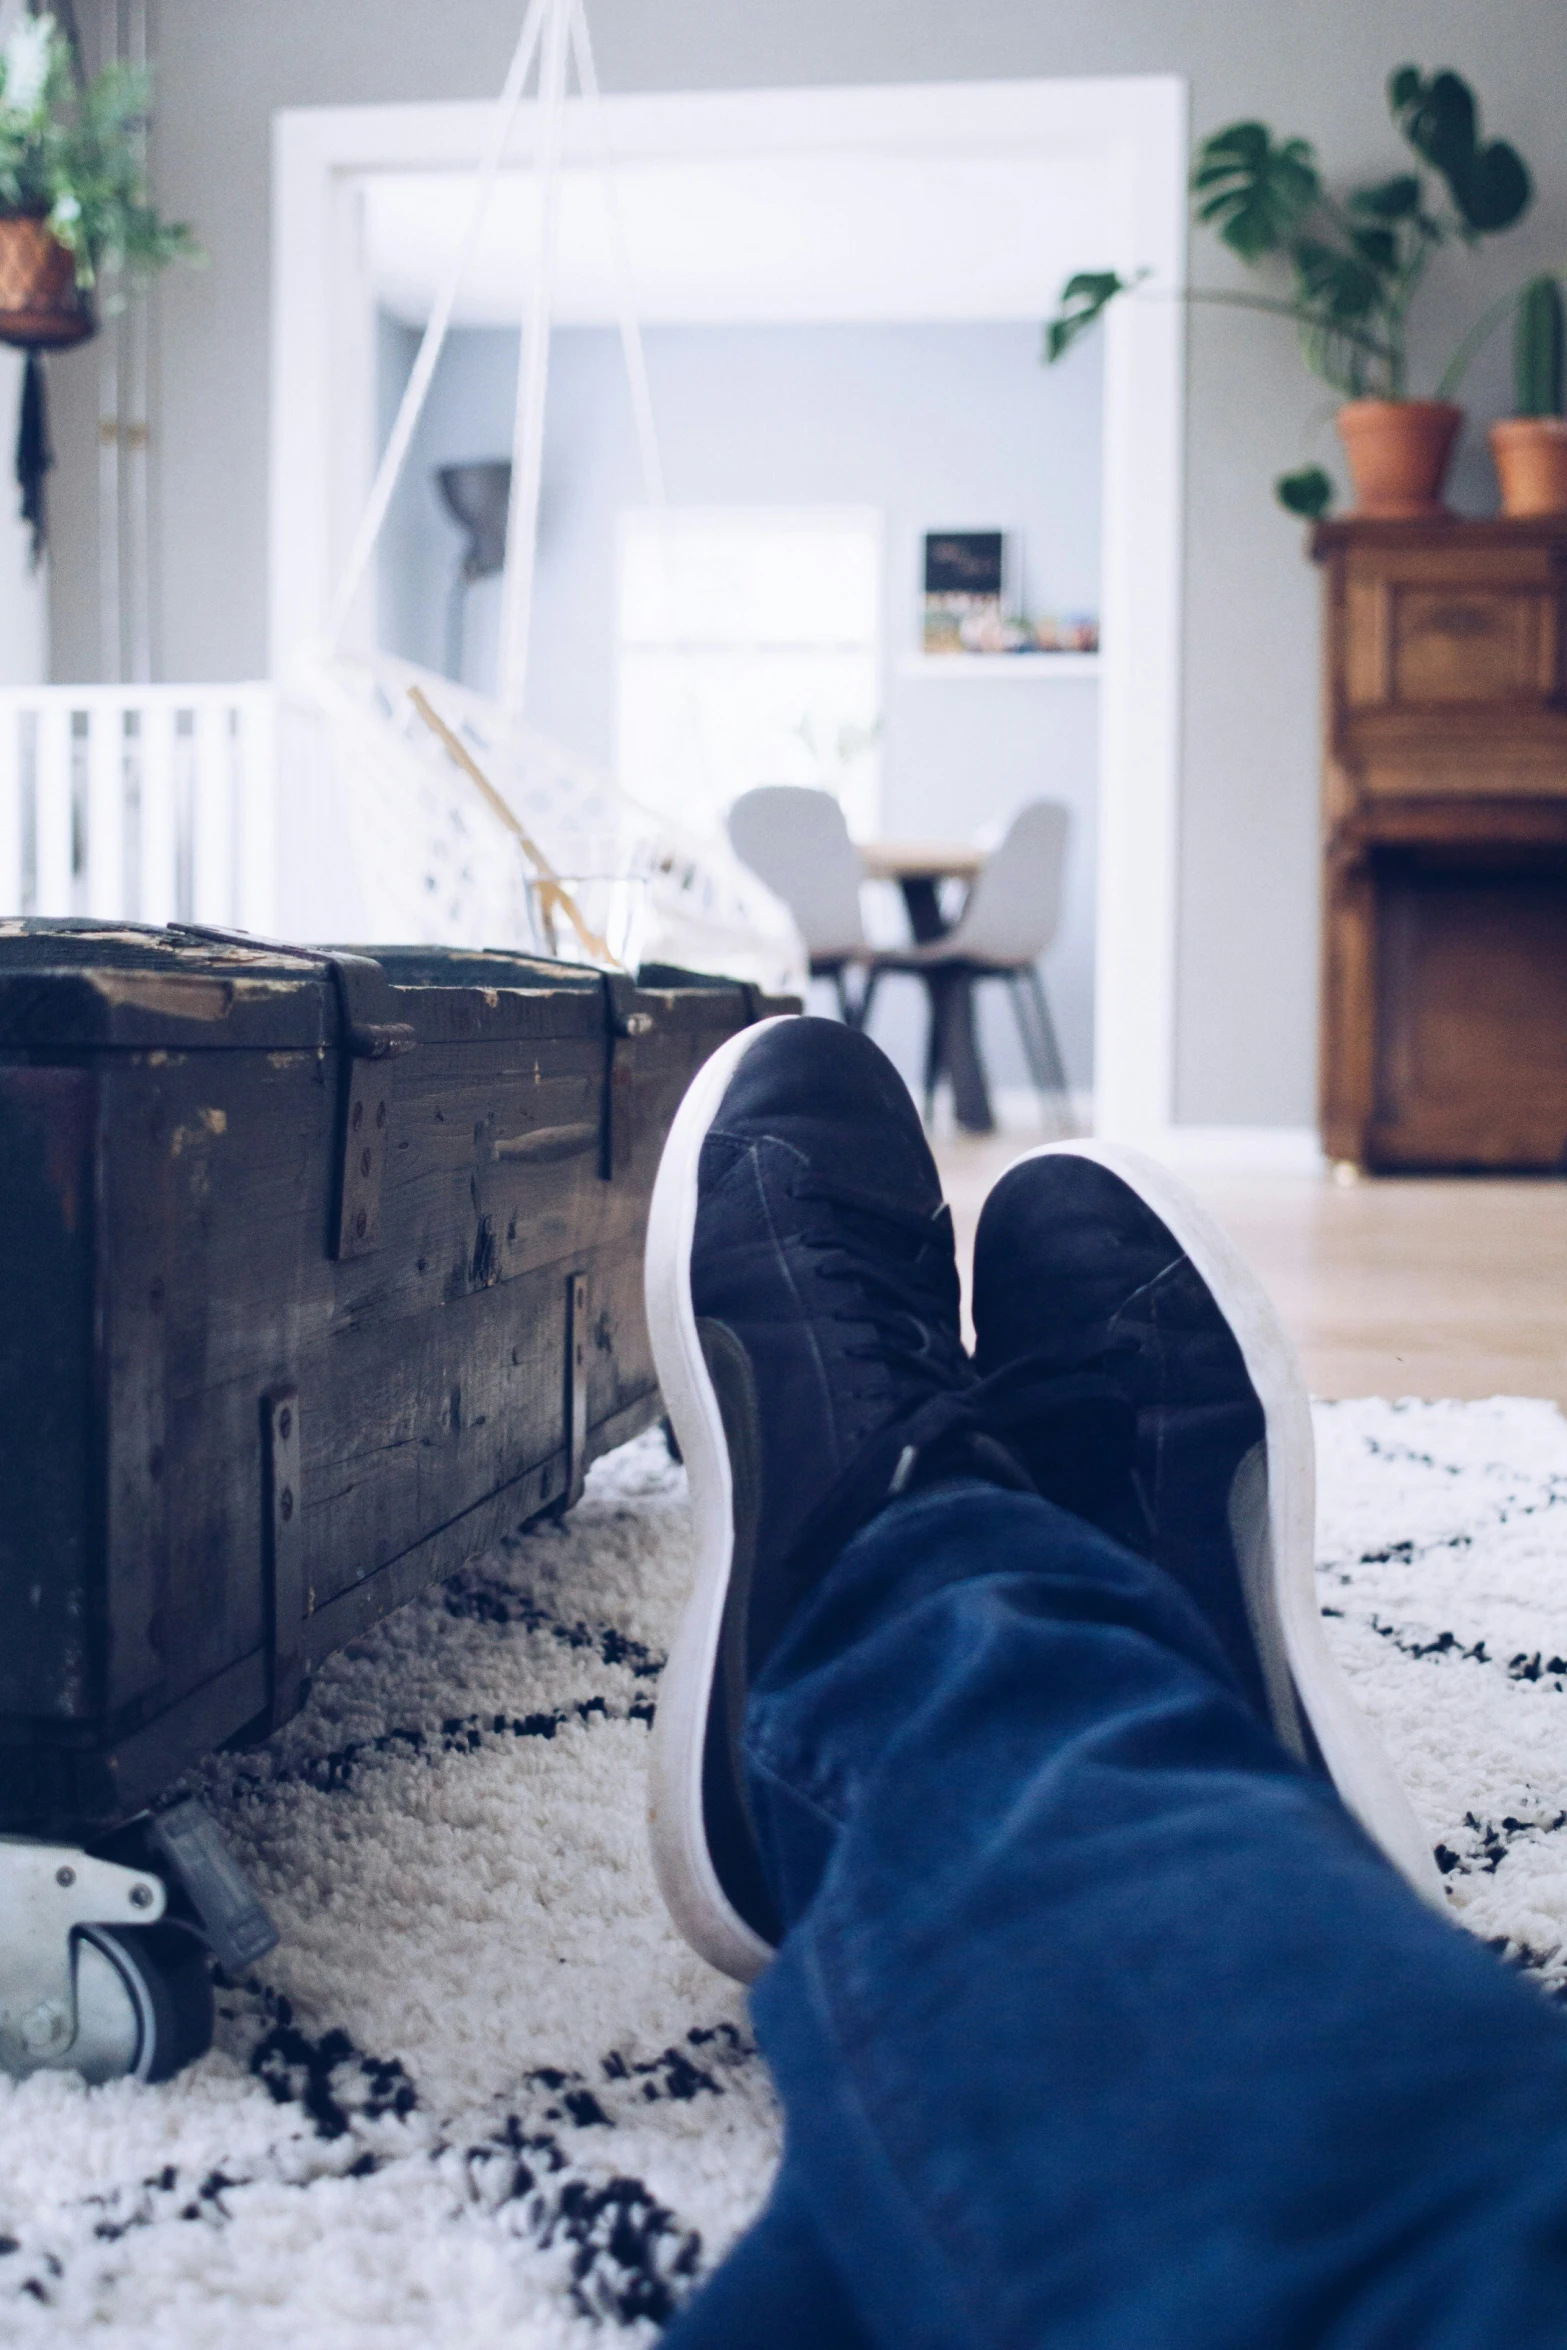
[0,923,790,1834]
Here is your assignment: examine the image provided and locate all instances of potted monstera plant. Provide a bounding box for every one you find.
[1046,67,1533,521]
[0,10,198,553]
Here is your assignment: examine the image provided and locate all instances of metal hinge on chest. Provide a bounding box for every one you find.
[327,953,416,1260]
[261,1385,306,1731]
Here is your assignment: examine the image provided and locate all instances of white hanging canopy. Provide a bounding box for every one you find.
[294,0,803,994]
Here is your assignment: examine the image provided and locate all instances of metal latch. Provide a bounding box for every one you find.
[327,953,416,1259]
[601,974,655,1181]
[0,1839,166,2077]
[162,931,417,1262]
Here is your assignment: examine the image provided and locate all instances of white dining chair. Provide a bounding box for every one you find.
[860,799,1073,1122]
[726,785,870,1021]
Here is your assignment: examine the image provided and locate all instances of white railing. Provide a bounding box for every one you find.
[0,683,279,933]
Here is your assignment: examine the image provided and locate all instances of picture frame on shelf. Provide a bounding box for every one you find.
[921,529,1013,655]
[918,528,1098,663]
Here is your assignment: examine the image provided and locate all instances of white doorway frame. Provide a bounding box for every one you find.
[270,74,1187,1146]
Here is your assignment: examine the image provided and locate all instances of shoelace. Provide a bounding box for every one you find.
[971,1334,1151,1549]
[971,1329,1141,1430]
[790,1171,972,1409]
[781,1175,1143,1580]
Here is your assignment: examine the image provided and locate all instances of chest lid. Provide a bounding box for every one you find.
[0,921,609,1053]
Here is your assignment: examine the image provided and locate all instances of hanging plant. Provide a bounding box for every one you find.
[0,10,200,560]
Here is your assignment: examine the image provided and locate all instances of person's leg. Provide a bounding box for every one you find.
[664,2160,873,2350]
[731,1476,1567,2350]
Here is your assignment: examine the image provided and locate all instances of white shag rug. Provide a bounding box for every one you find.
[4,1395,1567,2344]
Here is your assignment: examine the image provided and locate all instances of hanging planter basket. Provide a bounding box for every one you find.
[0,213,93,351]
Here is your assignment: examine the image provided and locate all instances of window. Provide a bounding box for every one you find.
[616,506,881,839]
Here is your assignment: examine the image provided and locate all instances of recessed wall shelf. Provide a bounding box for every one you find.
[896,652,1101,680]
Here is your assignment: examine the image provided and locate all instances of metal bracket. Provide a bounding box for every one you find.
[0,1838,166,2078]
[149,1798,279,1972]
[563,1271,589,1511]
[327,953,416,1261]
[263,1385,306,1731]
[601,974,654,1181]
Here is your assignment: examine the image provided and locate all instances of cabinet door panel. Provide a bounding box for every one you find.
[1371,858,1567,1168]
[1389,586,1555,703]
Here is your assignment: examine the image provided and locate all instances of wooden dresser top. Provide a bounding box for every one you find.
[1312,516,1567,557]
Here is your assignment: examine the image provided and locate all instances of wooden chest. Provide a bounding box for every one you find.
[1314,517,1567,1170]
[0,922,789,1835]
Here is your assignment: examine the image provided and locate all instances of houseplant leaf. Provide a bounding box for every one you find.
[1348,224,1399,276]
[1393,68,1477,182]
[1296,317,1376,399]
[1044,270,1127,362]
[1390,67,1532,234]
[1291,238,1383,325]
[1350,175,1421,221]
[1455,140,1532,233]
[1276,464,1335,518]
[1192,121,1320,260]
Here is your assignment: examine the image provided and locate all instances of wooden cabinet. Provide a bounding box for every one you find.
[1314,518,1567,1171]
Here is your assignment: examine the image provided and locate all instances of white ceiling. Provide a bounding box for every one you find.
[362,150,1116,329]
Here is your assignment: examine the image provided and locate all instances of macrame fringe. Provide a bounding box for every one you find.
[16,350,51,570]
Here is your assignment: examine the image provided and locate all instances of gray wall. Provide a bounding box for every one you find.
[48,0,1567,1127]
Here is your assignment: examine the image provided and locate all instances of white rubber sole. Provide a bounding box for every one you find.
[644,1018,789,1983]
[1005,1140,1443,1905]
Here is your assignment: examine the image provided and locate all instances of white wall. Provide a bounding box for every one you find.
[48,0,1567,1130]
[379,317,1101,1093]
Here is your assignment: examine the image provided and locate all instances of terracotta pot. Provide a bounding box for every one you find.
[1335,398,1463,519]
[1489,416,1567,517]
[0,214,92,351]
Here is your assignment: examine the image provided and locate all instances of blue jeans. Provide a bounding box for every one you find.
[665,1480,1567,2349]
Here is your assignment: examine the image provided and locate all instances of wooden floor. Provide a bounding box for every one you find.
[933,1135,1567,1408]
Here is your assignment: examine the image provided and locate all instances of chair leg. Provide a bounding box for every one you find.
[1012,966,1072,1132]
[851,966,881,1034]
[832,967,852,1023]
[921,974,944,1122]
[1026,967,1070,1097]
[1007,973,1052,1096]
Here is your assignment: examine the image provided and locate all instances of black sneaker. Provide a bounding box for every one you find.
[972,1141,1440,1900]
[645,1018,1014,1981]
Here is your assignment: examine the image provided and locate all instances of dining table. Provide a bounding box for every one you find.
[857,837,996,1135]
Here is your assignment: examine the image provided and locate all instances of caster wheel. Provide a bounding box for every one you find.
[71,1924,214,2085]
[0,1810,266,2085]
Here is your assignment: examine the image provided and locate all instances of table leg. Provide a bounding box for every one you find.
[895,878,994,1133]
[929,968,994,1135]
[900,877,947,946]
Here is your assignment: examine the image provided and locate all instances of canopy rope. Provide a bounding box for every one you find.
[495,0,569,725]
[327,0,547,642]
[569,0,666,511]
[327,0,668,732]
